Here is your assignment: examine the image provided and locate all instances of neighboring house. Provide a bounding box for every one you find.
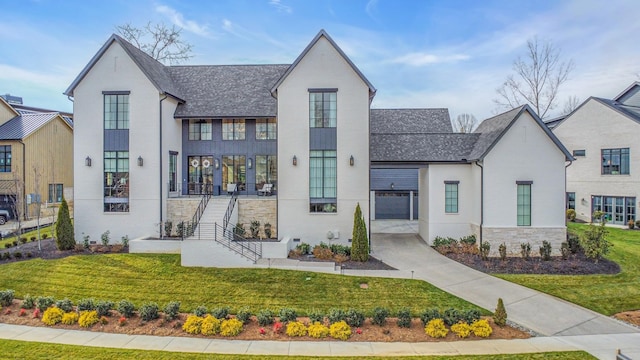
[66,29,570,258]
[0,96,74,220]
[553,82,640,225]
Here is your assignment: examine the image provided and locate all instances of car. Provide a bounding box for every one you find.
[0,209,11,225]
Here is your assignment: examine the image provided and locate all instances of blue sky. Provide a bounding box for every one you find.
[1,0,639,121]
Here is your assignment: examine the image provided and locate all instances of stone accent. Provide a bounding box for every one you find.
[167,198,201,224]
[482,226,566,257]
[238,198,277,239]
[469,223,480,241]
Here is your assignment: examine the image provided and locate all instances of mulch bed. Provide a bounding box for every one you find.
[0,239,128,263]
[290,254,397,271]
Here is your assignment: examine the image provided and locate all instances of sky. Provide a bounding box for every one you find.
[1,0,639,122]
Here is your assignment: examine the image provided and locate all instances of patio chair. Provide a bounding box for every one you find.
[257,183,273,196]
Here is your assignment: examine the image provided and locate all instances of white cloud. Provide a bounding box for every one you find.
[268,0,292,14]
[156,5,210,37]
[221,19,286,49]
[365,0,378,19]
[0,63,64,84]
[390,52,470,66]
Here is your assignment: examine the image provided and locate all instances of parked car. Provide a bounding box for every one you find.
[0,209,11,225]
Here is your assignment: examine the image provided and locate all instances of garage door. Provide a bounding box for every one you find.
[375,191,410,219]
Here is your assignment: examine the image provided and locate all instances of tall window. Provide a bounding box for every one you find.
[48,184,63,203]
[256,118,276,140]
[309,91,336,128]
[222,155,246,191]
[602,148,629,175]
[169,152,178,192]
[222,119,245,140]
[255,155,277,190]
[104,151,129,212]
[187,156,213,194]
[0,145,11,172]
[445,181,459,213]
[592,195,636,225]
[188,120,212,140]
[104,94,129,129]
[310,150,337,212]
[517,182,532,226]
[566,192,575,210]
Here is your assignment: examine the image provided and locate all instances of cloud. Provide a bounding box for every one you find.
[156,5,210,37]
[0,63,65,84]
[365,0,378,18]
[389,52,470,66]
[268,0,292,14]
[221,19,286,49]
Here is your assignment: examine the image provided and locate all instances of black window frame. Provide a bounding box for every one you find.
[48,183,63,203]
[256,118,277,140]
[103,92,130,130]
[309,89,337,128]
[188,120,212,141]
[0,145,11,173]
[602,148,629,175]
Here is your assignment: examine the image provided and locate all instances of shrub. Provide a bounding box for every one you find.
[4,243,11,249]
[425,318,448,338]
[77,298,95,312]
[0,289,15,306]
[235,307,251,324]
[263,222,272,239]
[581,213,611,263]
[139,302,159,322]
[201,315,221,335]
[14,252,22,259]
[308,309,324,324]
[560,241,570,260]
[211,306,230,320]
[493,298,507,327]
[433,236,457,248]
[420,308,441,326]
[285,321,307,337]
[397,307,411,328]
[164,301,181,321]
[480,242,490,260]
[351,203,369,262]
[471,319,493,338]
[312,245,333,260]
[307,322,330,338]
[117,300,135,318]
[42,307,64,326]
[193,305,208,317]
[462,309,481,324]
[345,308,365,327]
[451,321,471,338]
[272,321,284,334]
[567,232,581,254]
[295,242,311,255]
[256,309,274,326]
[249,220,260,238]
[459,234,476,245]
[278,307,297,323]
[233,223,245,238]
[539,240,552,261]
[442,308,462,326]
[42,234,49,239]
[21,294,35,309]
[520,242,531,260]
[121,235,129,247]
[100,316,109,325]
[164,221,173,237]
[78,311,99,328]
[26,252,32,258]
[327,308,346,324]
[95,300,113,317]
[566,208,576,221]
[118,316,127,326]
[55,298,74,313]
[220,318,243,337]
[82,234,90,250]
[61,312,79,325]
[182,315,203,334]
[329,320,351,341]
[36,296,55,312]
[330,244,351,256]
[55,197,74,250]
[371,307,389,326]
[498,243,507,261]
[20,237,27,244]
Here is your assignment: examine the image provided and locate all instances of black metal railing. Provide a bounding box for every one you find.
[222,185,239,231]
[214,223,262,263]
[190,190,212,234]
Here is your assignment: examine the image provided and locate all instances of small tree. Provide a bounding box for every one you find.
[351,203,369,262]
[581,211,611,264]
[493,298,507,327]
[55,197,75,250]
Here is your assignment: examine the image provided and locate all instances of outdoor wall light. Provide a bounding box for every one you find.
[248,157,253,169]
[292,155,297,166]
[85,156,92,167]
[350,155,354,166]
[214,158,220,169]
[390,182,395,190]
[137,156,144,167]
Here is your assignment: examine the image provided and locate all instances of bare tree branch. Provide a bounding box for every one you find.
[562,95,581,115]
[453,113,478,133]
[115,22,193,65]
[494,37,574,119]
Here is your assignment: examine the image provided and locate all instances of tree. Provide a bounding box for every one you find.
[55,197,75,250]
[494,37,574,119]
[351,203,369,262]
[115,22,193,64]
[580,211,611,264]
[453,113,477,133]
[493,298,507,327]
[562,95,580,115]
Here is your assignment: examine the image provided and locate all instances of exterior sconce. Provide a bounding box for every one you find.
[214,158,220,169]
[350,155,354,166]
[85,156,92,167]
[137,156,144,167]
[292,155,297,166]
[390,182,395,190]
[248,157,253,169]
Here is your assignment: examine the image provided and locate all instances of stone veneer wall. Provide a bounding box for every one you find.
[167,198,201,225]
[482,227,566,256]
[238,198,277,239]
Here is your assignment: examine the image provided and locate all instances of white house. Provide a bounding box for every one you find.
[553,82,640,225]
[65,29,571,262]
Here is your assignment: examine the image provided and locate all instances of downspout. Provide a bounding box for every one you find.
[19,140,26,220]
[159,94,167,226]
[474,161,483,247]
[565,160,573,225]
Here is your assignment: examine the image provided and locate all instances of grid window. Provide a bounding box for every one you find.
[255,155,277,190]
[309,150,337,212]
[188,120,212,140]
[566,192,575,210]
[48,184,63,203]
[602,148,629,175]
[104,94,129,129]
[445,182,458,213]
[169,152,178,192]
[573,150,585,157]
[517,184,531,226]
[309,92,336,128]
[222,119,245,140]
[104,151,129,212]
[256,118,277,140]
[0,145,11,172]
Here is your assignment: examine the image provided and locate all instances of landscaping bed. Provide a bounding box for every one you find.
[0,238,127,263]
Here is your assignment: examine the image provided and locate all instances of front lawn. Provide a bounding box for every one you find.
[0,253,484,315]
[496,223,640,315]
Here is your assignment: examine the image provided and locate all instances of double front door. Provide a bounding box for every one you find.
[187,155,247,195]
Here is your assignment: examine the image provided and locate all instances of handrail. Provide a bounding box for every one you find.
[213,222,262,263]
[190,190,211,235]
[222,185,239,231]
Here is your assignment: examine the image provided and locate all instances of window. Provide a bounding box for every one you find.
[256,118,276,140]
[602,148,629,175]
[517,182,532,226]
[255,155,277,190]
[188,120,212,140]
[222,119,245,140]
[566,192,575,210]
[222,155,246,192]
[169,152,178,192]
[104,94,129,129]
[445,181,459,213]
[48,184,63,203]
[187,156,214,194]
[310,150,337,212]
[592,195,636,225]
[573,150,585,157]
[104,151,129,212]
[309,91,336,128]
[0,145,11,172]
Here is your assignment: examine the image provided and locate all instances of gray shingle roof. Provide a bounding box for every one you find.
[370,108,452,134]
[466,106,524,160]
[594,97,640,124]
[169,65,289,118]
[0,113,59,140]
[371,133,479,162]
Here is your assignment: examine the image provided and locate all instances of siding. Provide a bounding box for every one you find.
[370,168,418,191]
[0,101,18,127]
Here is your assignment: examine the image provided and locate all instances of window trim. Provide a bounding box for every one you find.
[309,150,337,213]
[572,149,586,157]
[309,90,337,128]
[169,151,178,192]
[517,182,532,226]
[0,145,11,173]
[601,148,629,175]
[104,151,130,213]
[103,93,130,130]
[444,181,459,214]
[188,120,212,141]
[48,183,63,203]
[222,119,246,141]
[256,118,277,140]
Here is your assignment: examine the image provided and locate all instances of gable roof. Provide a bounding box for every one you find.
[270,29,376,98]
[370,108,452,134]
[64,34,184,101]
[371,133,479,163]
[0,112,71,140]
[553,95,640,131]
[0,96,19,118]
[614,81,640,103]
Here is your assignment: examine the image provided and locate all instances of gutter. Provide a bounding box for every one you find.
[159,94,167,225]
[565,160,573,225]
[474,161,483,247]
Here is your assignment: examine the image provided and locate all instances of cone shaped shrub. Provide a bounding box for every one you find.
[493,298,507,327]
[55,197,75,250]
[351,203,369,262]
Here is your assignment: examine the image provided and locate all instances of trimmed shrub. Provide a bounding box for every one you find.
[164,301,181,321]
[100,316,109,325]
[462,309,481,324]
[480,242,490,260]
[201,315,221,336]
[250,220,260,238]
[327,308,346,324]
[471,319,493,337]
[55,298,74,313]
[308,309,324,324]
[397,307,412,328]
[77,298,95,312]
[371,307,389,326]
[312,245,333,260]
[295,242,311,255]
[183,315,203,334]
[451,322,471,338]
[278,307,297,323]
[345,308,365,327]
[351,203,369,262]
[581,214,611,263]
[21,294,35,309]
[539,240,552,261]
[211,306,230,320]
[561,241,570,260]
[307,322,330,338]
[425,318,448,338]
[78,311,99,328]
[567,232,581,254]
[420,308,441,326]
[61,312,79,325]
[330,244,351,256]
[459,234,476,245]
[42,307,64,326]
[139,302,159,322]
[566,209,576,221]
[235,307,251,324]
[193,305,208,317]
[520,242,531,260]
[442,308,462,326]
[117,300,135,318]
[256,309,274,326]
[636,219,640,229]
[285,321,307,337]
[220,318,243,337]
[329,320,351,341]
[0,289,15,306]
[35,296,55,312]
[101,231,110,246]
[13,252,22,259]
[55,197,75,250]
[95,300,113,317]
[493,298,507,327]
[498,243,507,261]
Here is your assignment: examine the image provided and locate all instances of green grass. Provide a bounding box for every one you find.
[496,222,640,315]
[0,225,54,248]
[0,253,485,315]
[0,340,595,360]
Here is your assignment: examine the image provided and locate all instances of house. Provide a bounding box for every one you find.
[65,29,570,261]
[552,82,640,225]
[0,96,74,220]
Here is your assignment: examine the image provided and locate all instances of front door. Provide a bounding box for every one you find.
[188,156,213,194]
[222,155,246,193]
